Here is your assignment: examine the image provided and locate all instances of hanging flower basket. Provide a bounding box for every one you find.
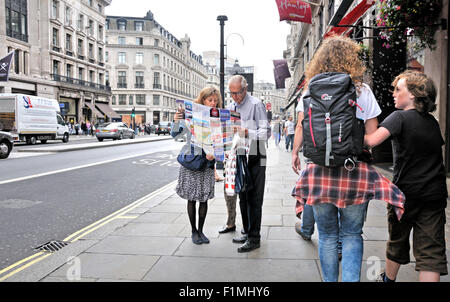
[376,0,442,50]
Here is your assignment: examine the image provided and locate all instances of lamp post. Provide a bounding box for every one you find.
[217,15,227,109]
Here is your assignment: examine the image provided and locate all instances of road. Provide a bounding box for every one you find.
[0,138,183,270]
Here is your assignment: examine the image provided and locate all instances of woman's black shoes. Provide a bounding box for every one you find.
[218,225,236,234]
[199,233,210,244]
[191,232,202,245]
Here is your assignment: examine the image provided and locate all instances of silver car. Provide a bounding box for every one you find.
[95,122,135,141]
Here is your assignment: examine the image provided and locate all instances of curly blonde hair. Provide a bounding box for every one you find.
[195,86,223,108]
[305,35,365,90]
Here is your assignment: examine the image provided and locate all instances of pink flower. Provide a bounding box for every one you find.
[396,5,401,10]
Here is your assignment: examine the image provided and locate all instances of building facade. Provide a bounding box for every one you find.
[253,81,287,119]
[1,0,112,125]
[105,11,207,126]
[283,0,449,169]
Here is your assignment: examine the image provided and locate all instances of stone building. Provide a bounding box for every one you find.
[1,0,112,125]
[105,10,207,126]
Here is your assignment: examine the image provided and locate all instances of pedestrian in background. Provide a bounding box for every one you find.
[273,119,281,148]
[292,35,405,282]
[284,115,295,152]
[365,71,448,282]
[227,75,271,253]
[171,87,222,245]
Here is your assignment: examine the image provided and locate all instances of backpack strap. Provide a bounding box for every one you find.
[325,112,333,166]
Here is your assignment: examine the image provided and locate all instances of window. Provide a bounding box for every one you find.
[136,95,146,105]
[118,52,126,64]
[136,37,143,46]
[98,25,103,40]
[98,4,102,13]
[88,19,94,36]
[135,71,144,88]
[154,54,160,65]
[88,0,93,7]
[6,0,28,42]
[98,47,103,62]
[318,7,324,39]
[53,60,59,75]
[154,39,159,47]
[52,28,59,46]
[112,95,116,105]
[328,0,335,24]
[105,71,109,86]
[89,70,94,82]
[52,0,59,19]
[134,21,143,31]
[77,39,83,55]
[105,51,109,62]
[78,67,84,80]
[65,34,72,50]
[88,43,94,58]
[153,72,160,89]
[66,64,72,78]
[105,19,110,30]
[129,95,134,105]
[118,71,127,88]
[135,52,143,64]
[153,95,160,106]
[118,20,126,31]
[65,6,71,25]
[78,14,84,30]
[119,95,127,105]
[118,36,126,45]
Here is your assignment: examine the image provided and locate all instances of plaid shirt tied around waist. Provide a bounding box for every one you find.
[292,162,405,221]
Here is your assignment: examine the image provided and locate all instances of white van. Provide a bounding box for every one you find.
[0,94,70,144]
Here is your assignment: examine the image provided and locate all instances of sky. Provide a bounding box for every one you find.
[105,0,291,84]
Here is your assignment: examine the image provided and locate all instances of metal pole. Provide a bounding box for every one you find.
[217,15,228,109]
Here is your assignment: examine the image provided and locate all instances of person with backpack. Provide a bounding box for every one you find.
[284,115,295,152]
[291,36,406,282]
[364,71,447,282]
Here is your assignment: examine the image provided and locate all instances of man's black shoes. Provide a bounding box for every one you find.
[237,240,260,253]
[218,225,236,234]
[232,235,248,244]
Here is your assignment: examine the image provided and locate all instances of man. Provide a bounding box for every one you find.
[227,75,271,253]
[284,115,295,152]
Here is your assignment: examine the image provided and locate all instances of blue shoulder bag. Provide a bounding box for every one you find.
[177,144,208,171]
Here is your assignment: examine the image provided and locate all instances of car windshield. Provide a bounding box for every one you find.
[104,123,120,129]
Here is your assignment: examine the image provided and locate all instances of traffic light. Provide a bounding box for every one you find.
[131,107,135,118]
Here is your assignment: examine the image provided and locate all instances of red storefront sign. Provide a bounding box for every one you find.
[275,0,312,24]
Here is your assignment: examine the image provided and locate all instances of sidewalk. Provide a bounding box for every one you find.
[4,139,450,282]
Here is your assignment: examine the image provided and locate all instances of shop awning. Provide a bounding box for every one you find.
[324,0,376,38]
[85,102,104,118]
[95,102,121,119]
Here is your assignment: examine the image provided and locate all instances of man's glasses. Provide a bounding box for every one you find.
[229,88,245,96]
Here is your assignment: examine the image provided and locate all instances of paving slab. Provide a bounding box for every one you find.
[143,256,322,282]
[86,235,184,255]
[112,222,186,237]
[48,253,160,281]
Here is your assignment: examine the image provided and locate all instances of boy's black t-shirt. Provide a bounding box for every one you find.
[380,109,448,205]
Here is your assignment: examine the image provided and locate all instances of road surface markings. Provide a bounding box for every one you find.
[0,252,51,282]
[0,180,177,281]
[0,150,179,185]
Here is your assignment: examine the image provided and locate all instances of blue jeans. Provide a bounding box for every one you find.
[285,134,294,151]
[313,202,368,282]
[301,204,315,238]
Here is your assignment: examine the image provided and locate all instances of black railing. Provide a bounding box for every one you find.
[117,83,127,88]
[51,74,111,92]
[135,83,145,89]
[153,84,161,89]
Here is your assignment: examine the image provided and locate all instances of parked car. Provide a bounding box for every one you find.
[0,131,14,159]
[95,122,135,141]
[155,121,172,135]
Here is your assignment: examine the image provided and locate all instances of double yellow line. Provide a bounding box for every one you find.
[0,180,176,282]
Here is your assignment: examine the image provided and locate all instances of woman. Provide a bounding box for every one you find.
[291,36,405,282]
[171,87,222,245]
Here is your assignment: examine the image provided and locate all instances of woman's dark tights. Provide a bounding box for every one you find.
[187,200,208,234]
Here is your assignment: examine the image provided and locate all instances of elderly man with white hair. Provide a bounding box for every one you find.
[226,74,271,253]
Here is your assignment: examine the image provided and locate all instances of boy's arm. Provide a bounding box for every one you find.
[292,112,304,175]
[364,127,391,148]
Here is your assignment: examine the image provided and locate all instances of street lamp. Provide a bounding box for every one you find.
[217,15,227,109]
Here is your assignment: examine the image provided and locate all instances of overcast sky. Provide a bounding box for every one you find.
[105,0,291,84]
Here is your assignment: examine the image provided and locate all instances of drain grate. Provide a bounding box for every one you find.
[34,240,69,253]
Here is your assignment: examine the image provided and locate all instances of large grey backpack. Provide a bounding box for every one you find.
[302,72,365,168]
